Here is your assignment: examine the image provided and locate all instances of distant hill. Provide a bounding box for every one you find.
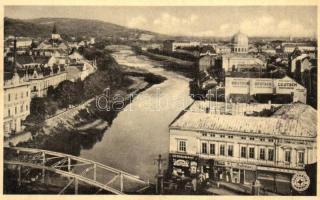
[4,17,165,40]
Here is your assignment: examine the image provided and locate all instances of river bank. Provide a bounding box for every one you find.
[131,46,197,79]
[15,57,167,157]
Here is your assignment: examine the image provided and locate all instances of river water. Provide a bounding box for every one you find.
[80,45,193,182]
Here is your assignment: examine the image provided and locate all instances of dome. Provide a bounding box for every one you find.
[231,31,249,53]
[231,31,248,46]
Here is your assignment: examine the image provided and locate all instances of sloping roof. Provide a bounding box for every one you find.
[16,55,34,65]
[33,56,50,64]
[170,102,316,138]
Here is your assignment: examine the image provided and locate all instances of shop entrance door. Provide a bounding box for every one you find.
[240,169,245,184]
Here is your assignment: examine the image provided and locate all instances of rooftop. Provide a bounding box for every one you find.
[170,102,316,138]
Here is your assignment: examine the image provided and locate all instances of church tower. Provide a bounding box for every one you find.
[51,23,61,40]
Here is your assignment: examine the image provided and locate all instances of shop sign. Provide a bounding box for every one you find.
[173,159,189,167]
[227,162,257,170]
[171,154,197,160]
[215,161,225,166]
[257,166,299,174]
[291,172,310,192]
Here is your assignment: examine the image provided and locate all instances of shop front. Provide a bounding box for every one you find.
[213,160,257,184]
[169,154,198,178]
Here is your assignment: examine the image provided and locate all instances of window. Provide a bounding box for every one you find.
[228,135,233,139]
[210,144,215,155]
[228,145,233,157]
[210,134,215,137]
[285,151,291,162]
[26,104,28,111]
[241,137,246,140]
[21,92,23,98]
[298,152,304,164]
[241,147,247,158]
[202,133,207,137]
[178,140,186,152]
[15,107,17,114]
[268,149,274,161]
[220,135,225,138]
[260,138,265,142]
[220,145,225,156]
[8,109,11,117]
[250,137,255,141]
[26,91,29,97]
[268,139,274,142]
[202,143,208,154]
[249,147,255,159]
[260,148,266,160]
[15,93,18,100]
[8,93,11,102]
[20,105,23,113]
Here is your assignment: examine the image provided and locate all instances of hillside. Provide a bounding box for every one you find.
[4,17,162,40]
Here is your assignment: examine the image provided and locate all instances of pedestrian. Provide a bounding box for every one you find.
[192,178,197,192]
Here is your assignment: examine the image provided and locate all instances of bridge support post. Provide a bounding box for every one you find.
[17,165,22,187]
[93,163,97,181]
[42,152,46,183]
[120,173,123,192]
[74,178,78,194]
[68,157,71,172]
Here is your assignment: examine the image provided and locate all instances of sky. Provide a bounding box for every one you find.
[5,6,317,37]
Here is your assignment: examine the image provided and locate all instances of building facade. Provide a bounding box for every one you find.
[169,101,316,194]
[3,73,31,137]
[225,76,307,104]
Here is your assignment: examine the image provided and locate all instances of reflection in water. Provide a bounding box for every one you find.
[18,127,105,157]
[42,128,105,156]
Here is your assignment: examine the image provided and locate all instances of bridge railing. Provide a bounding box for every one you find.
[4,147,150,194]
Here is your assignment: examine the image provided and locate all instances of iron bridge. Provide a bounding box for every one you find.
[4,147,151,194]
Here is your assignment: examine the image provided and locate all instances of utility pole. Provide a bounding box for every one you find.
[155,154,165,194]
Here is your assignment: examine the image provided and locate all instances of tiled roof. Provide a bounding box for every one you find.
[170,102,316,138]
[16,55,34,65]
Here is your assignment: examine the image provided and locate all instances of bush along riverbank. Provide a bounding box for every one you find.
[17,47,167,156]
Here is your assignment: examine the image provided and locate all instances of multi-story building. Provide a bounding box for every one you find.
[28,69,67,98]
[282,43,316,54]
[225,76,307,104]
[3,73,31,137]
[168,101,316,194]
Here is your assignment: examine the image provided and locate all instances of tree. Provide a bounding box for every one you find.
[28,97,46,122]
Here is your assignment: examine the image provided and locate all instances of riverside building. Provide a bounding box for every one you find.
[168,101,316,194]
[3,72,31,137]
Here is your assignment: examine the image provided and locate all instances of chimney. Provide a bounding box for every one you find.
[13,36,17,73]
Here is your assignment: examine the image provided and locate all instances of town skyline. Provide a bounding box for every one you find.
[5,6,317,38]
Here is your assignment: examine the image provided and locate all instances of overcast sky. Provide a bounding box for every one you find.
[5,6,317,37]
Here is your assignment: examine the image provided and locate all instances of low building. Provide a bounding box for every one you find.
[221,54,266,72]
[168,101,316,194]
[225,76,307,104]
[215,45,231,54]
[163,40,200,52]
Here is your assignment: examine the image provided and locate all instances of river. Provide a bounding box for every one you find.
[79,45,193,182]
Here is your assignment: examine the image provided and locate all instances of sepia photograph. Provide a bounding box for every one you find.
[2,1,318,197]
